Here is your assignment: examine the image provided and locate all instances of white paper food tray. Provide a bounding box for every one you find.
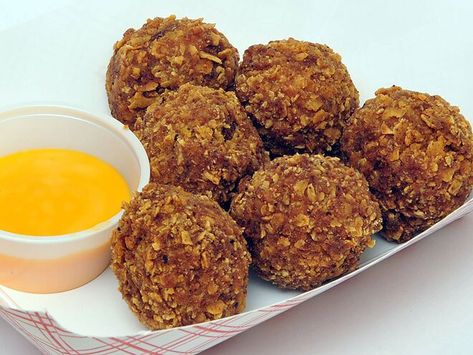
[1,1,473,353]
[0,196,471,354]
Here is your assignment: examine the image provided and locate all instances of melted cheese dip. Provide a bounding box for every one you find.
[0,148,130,236]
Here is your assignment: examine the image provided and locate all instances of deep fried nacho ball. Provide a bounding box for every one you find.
[235,38,359,156]
[140,83,268,206]
[111,184,251,330]
[341,86,473,243]
[230,154,382,291]
[106,15,239,128]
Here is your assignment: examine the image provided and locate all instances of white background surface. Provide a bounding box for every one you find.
[0,0,472,354]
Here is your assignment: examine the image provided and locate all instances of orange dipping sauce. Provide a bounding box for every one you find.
[0,148,130,236]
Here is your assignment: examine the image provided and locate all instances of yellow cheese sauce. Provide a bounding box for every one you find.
[0,148,130,236]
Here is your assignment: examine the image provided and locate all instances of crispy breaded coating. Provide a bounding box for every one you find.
[140,84,268,206]
[106,15,239,128]
[236,38,359,156]
[230,154,381,291]
[341,86,473,242]
[111,184,251,330]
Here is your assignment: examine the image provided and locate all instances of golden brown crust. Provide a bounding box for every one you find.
[341,86,473,242]
[236,38,359,156]
[111,184,251,330]
[106,15,239,127]
[140,83,268,206]
[230,154,381,291]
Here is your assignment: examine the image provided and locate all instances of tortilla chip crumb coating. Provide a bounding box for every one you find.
[236,38,359,156]
[230,154,381,291]
[341,86,473,243]
[111,184,251,330]
[106,15,239,128]
[140,83,268,206]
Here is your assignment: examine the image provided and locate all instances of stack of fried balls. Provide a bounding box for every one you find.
[106,15,473,330]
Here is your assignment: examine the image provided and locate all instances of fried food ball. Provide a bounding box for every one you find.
[235,38,359,156]
[230,154,382,291]
[140,83,268,206]
[341,86,473,243]
[106,15,239,128]
[111,183,251,330]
